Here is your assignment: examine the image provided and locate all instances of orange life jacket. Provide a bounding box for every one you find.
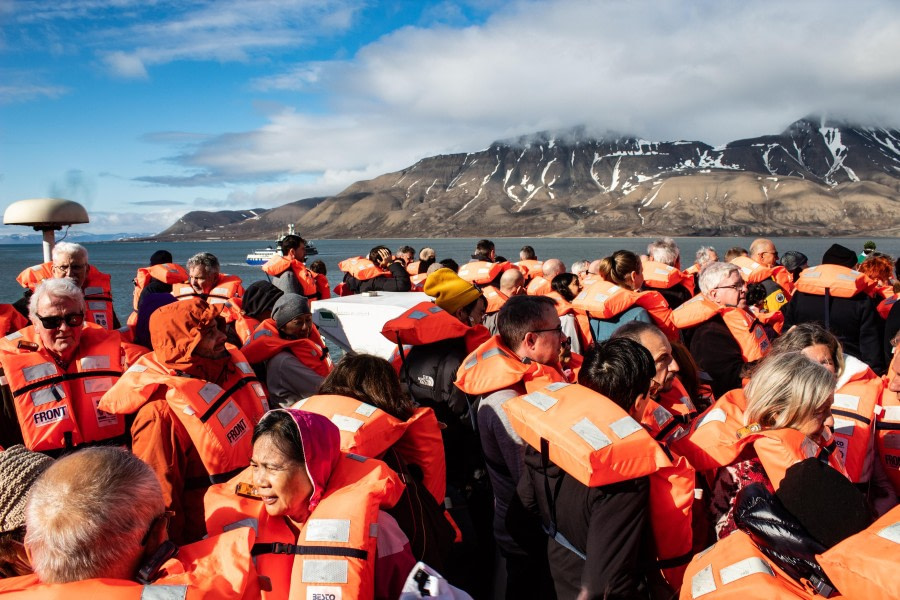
[232,315,261,346]
[642,259,688,290]
[117,325,152,368]
[875,383,900,495]
[526,276,552,296]
[657,377,699,424]
[573,280,679,341]
[754,308,785,335]
[635,397,689,446]
[99,349,268,486]
[671,389,846,489]
[515,259,543,280]
[0,527,259,599]
[15,262,53,291]
[380,301,491,356]
[672,295,771,363]
[0,324,125,452]
[681,529,818,599]
[173,275,244,322]
[405,261,421,276]
[204,453,404,600]
[818,504,900,600]
[830,360,882,484]
[458,261,508,285]
[409,273,427,292]
[876,294,899,319]
[545,291,593,349]
[482,285,510,314]
[292,394,446,504]
[128,263,190,325]
[794,264,868,298]
[338,257,391,281]
[239,319,332,377]
[503,381,691,587]
[454,335,569,397]
[314,273,331,299]
[261,256,318,297]
[0,305,27,337]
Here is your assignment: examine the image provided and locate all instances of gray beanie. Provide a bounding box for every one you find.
[272,293,311,330]
[0,445,53,533]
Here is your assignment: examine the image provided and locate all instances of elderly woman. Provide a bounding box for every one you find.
[205,409,414,600]
[681,352,846,539]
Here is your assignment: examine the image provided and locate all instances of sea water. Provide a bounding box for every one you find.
[0,236,896,325]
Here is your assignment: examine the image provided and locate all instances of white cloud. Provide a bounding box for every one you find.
[102,51,149,79]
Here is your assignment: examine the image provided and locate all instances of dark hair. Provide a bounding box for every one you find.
[149,250,173,266]
[578,338,654,411]
[279,234,306,255]
[670,340,711,412]
[610,320,663,344]
[418,257,435,274]
[252,410,305,464]
[520,245,536,260]
[439,258,459,273]
[498,295,557,349]
[397,245,415,256]
[318,353,415,421]
[745,282,768,307]
[597,250,641,288]
[308,260,327,275]
[475,239,495,255]
[551,273,579,302]
[368,245,391,263]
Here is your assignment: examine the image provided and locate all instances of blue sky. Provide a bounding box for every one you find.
[2,0,899,234]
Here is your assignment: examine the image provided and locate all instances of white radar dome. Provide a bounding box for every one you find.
[4,198,89,228]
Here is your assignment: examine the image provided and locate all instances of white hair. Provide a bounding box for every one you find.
[186,252,220,274]
[647,237,680,266]
[695,246,717,267]
[29,278,85,320]
[698,261,741,294]
[571,260,590,276]
[51,242,88,263]
[25,447,164,584]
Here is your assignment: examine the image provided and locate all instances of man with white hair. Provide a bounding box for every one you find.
[571,259,590,282]
[15,242,118,330]
[0,279,125,452]
[173,252,244,321]
[644,237,693,308]
[672,262,771,397]
[7,446,255,595]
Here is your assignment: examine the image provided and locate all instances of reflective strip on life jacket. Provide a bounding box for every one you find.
[818,504,900,600]
[573,281,679,341]
[381,301,486,348]
[338,257,391,281]
[0,325,124,452]
[875,386,900,496]
[458,261,508,285]
[642,259,685,290]
[794,264,868,299]
[672,296,771,363]
[503,381,671,487]
[829,372,882,484]
[526,276,552,296]
[261,255,318,297]
[877,294,899,320]
[454,335,567,397]
[241,319,332,377]
[515,259,543,279]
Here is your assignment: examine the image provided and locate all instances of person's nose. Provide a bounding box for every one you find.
[668,357,680,374]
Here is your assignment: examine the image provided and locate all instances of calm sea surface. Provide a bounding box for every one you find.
[1,236,896,324]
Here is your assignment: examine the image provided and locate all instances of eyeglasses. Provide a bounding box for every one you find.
[760,251,779,259]
[35,313,84,329]
[714,283,745,292]
[531,325,563,335]
[53,263,87,274]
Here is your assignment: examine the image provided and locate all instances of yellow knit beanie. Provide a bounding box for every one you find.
[423,268,482,314]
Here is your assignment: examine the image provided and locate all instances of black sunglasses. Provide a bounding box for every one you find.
[35,313,85,329]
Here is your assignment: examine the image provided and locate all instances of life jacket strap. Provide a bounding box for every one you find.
[251,542,368,560]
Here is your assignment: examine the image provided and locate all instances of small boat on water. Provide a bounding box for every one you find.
[245,225,318,265]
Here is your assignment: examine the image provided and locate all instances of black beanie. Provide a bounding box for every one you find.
[150,250,174,266]
[775,458,872,548]
[821,244,857,269]
[242,281,284,320]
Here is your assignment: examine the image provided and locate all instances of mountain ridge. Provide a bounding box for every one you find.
[151,116,900,240]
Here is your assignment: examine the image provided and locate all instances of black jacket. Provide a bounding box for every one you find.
[782,290,885,374]
[514,446,652,600]
[688,316,747,398]
[344,261,411,293]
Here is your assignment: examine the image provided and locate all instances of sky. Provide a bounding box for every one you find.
[2,0,899,235]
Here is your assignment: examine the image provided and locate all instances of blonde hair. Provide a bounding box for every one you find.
[745,352,836,431]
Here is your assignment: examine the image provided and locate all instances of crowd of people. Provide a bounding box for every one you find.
[0,234,897,599]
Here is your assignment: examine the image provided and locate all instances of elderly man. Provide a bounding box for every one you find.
[571,259,590,282]
[749,238,779,267]
[483,267,526,335]
[455,295,568,599]
[644,237,693,308]
[260,233,319,299]
[0,279,124,453]
[173,252,244,317]
[15,242,118,330]
[9,446,255,596]
[672,262,771,397]
[526,258,565,296]
[240,293,333,407]
[99,298,268,544]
